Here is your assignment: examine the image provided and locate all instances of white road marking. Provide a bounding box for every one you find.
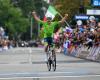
[0,75,100,79]
[0,71,74,75]
[0,71,99,79]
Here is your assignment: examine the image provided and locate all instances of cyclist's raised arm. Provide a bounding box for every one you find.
[32,11,43,23]
[59,14,68,24]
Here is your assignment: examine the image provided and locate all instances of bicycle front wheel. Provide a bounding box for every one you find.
[52,59,56,71]
[47,59,51,71]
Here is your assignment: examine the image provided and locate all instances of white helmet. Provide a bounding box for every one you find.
[77,20,82,26]
[89,16,95,21]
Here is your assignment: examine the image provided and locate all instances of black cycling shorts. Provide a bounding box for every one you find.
[44,37,53,45]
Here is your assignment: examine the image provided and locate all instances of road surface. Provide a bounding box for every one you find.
[0,47,100,80]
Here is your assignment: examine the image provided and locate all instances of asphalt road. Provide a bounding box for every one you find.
[0,47,100,80]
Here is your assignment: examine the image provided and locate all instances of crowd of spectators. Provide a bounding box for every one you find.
[54,16,100,56]
[0,27,16,52]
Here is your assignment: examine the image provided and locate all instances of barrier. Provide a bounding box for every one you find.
[87,46,100,61]
[76,46,89,58]
[64,45,100,62]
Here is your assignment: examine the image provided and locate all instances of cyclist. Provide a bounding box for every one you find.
[32,11,68,59]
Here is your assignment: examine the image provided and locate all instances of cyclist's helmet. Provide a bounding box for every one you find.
[47,17,52,21]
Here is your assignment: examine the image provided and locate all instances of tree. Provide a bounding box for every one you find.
[54,0,91,20]
[0,0,29,40]
[13,0,35,17]
[13,0,47,39]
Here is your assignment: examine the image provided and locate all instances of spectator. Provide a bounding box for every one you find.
[63,38,71,55]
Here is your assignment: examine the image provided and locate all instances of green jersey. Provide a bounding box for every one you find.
[38,20,59,38]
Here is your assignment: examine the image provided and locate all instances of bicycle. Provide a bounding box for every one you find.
[46,44,56,71]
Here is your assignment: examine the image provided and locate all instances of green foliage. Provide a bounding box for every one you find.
[0,0,29,39]
[54,0,80,20]
[16,0,35,17]
[54,0,91,20]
